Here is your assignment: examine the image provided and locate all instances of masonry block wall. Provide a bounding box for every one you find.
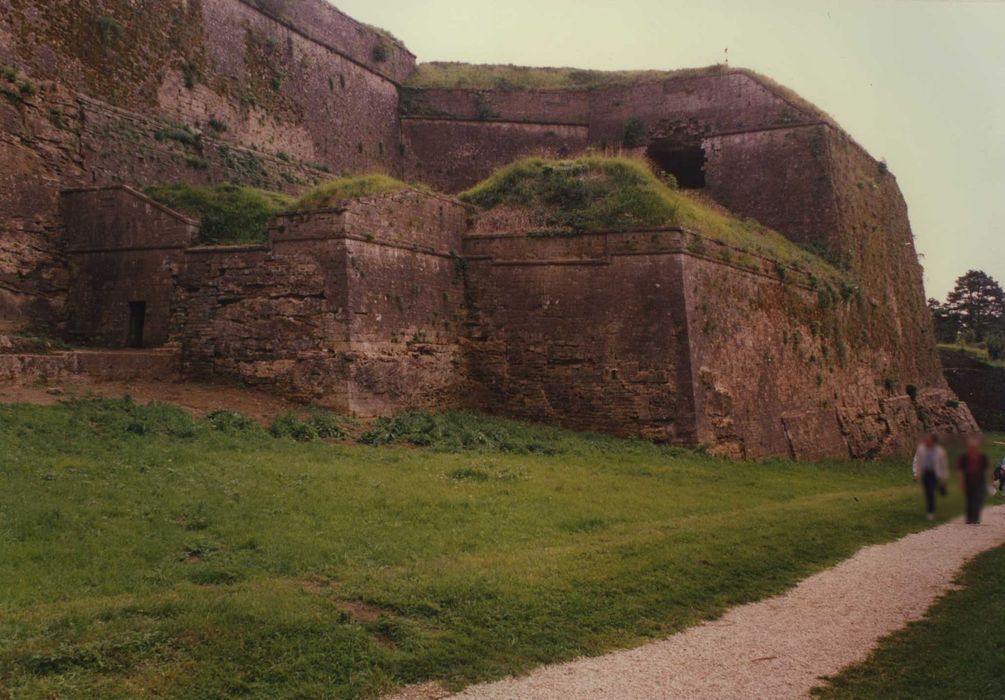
[58,181,978,457]
[462,230,696,443]
[169,190,468,414]
[0,0,411,329]
[401,87,591,191]
[680,253,972,458]
[398,68,954,443]
[337,191,468,415]
[175,240,349,405]
[63,187,196,347]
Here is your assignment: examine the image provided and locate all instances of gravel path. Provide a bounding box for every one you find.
[440,505,1005,700]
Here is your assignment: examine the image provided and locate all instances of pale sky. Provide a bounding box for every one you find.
[334,0,1004,300]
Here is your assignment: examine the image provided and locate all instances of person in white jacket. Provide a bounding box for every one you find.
[912,434,948,521]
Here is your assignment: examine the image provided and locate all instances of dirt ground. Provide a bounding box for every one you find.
[0,376,301,424]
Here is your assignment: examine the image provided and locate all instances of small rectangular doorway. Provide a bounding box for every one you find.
[127,301,146,348]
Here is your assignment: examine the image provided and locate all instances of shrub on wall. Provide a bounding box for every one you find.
[95,15,124,44]
[622,118,647,148]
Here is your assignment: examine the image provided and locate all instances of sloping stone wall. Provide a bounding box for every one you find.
[461,228,977,458]
[680,254,975,458]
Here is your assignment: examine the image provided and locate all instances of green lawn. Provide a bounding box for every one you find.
[814,542,1005,699]
[0,398,997,699]
[939,342,1005,369]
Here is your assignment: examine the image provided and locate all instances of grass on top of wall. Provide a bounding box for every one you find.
[145,183,294,246]
[406,62,731,91]
[460,156,843,282]
[145,176,423,245]
[292,174,424,210]
[405,63,836,126]
[3,396,998,699]
[939,342,1005,369]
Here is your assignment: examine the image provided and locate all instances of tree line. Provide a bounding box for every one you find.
[928,270,1005,360]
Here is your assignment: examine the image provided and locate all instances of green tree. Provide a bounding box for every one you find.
[927,297,959,344]
[945,270,1005,341]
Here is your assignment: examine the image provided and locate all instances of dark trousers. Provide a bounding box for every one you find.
[965,479,986,524]
[922,471,939,515]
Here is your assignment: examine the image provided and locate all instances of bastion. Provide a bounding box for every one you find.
[0,0,978,457]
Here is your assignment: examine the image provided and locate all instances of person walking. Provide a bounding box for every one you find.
[956,436,991,525]
[912,434,948,521]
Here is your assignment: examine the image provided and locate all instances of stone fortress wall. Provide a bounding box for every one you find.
[62,185,468,416]
[0,0,980,457]
[0,0,412,327]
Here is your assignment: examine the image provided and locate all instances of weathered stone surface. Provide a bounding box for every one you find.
[0,0,411,327]
[463,229,978,458]
[0,1,979,457]
[54,188,471,415]
[0,347,179,383]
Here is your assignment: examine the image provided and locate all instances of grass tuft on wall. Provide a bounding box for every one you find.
[145,183,294,245]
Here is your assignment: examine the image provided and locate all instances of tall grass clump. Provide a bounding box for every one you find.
[292,175,421,210]
[62,396,198,439]
[270,410,348,442]
[145,183,294,245]
[358,410,641,455]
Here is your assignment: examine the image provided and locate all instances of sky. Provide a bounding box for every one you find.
[334,0,1004,300]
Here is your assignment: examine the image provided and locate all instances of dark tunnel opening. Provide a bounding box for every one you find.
[647,143,707,189]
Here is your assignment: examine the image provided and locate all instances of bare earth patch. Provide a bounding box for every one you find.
[0,376,299,425]
[295,578,393,624]
[438,506,1005,699]
[385,682,453,700]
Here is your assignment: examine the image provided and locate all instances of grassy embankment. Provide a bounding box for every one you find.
[460,156,845,286]
[2,398,999,698]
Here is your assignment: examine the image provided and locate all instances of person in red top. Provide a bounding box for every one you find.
[956,435,991,525]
